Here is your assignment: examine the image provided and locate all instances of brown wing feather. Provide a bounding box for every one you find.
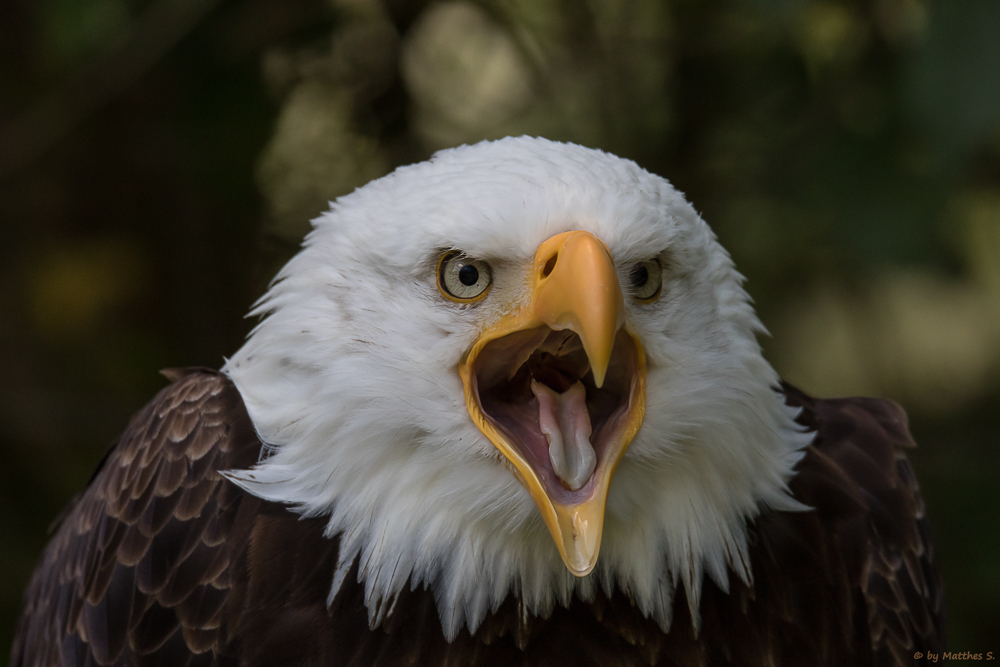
[10,369,264,666]
[773,383,946,665]
[12,374,945,666]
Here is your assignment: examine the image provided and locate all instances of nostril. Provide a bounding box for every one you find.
[541,253,558,278]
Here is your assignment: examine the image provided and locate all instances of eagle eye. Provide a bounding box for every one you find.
[629,258,662,302]
[438,251,493,302]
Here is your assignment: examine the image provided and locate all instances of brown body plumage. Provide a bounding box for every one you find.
[11,369,944,666]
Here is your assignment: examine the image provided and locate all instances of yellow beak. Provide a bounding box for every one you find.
[459,231,646,576]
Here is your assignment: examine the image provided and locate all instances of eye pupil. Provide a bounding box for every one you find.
[630,264,649,287]
[459,264,479,286]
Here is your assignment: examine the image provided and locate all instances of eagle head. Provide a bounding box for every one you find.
[224,137,809,638]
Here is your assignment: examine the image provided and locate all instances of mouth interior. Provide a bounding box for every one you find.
[473,327,638,505]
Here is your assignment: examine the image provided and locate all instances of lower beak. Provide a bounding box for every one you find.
[459,231,646,576]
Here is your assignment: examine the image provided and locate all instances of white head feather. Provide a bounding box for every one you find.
[223,136,810,639]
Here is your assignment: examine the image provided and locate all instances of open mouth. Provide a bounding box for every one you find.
[456,229,647,575]
[471,326,642,505]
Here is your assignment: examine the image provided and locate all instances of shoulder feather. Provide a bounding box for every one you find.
[776,383,946,665]
[11,370,263,666]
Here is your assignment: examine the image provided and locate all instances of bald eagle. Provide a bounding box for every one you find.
[12,137,944,666]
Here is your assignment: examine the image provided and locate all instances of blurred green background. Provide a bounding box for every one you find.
[2,0,999,657]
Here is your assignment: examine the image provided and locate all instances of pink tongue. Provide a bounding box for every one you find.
[530,379,596,490]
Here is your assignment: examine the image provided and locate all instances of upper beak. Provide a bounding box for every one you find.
[531,232,626,389]
[459,231,646,576]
